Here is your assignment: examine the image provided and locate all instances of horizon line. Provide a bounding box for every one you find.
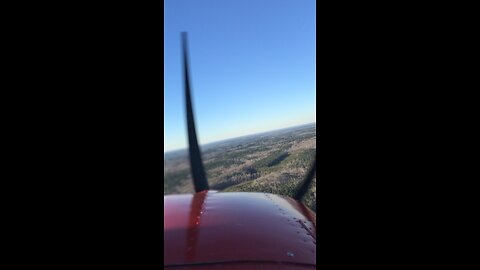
[164,121,316,154]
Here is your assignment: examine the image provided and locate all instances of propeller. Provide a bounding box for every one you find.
[180,32,315,200]
[182,32,209,193]
[293,157,316,201]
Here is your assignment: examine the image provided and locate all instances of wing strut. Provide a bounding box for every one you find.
[182,32,210,193]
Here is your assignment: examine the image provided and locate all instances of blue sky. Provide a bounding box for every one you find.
[164,0,316,152]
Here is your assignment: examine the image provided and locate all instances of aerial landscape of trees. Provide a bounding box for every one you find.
[164,123,317,211]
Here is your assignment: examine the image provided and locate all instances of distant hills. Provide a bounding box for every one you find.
[164,122,316,159]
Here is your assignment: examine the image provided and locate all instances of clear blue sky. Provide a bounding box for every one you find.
[164,0,316,152]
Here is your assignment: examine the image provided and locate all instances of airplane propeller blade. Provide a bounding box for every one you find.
[293,157,316,201]
[182,32,210,193]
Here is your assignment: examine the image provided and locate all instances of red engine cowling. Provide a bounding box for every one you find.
[164,191,316,269]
